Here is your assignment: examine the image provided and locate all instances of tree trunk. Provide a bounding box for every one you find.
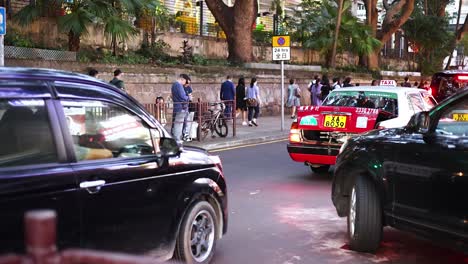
[445,0,463,69]
[205,0,258,63]
[68,30,80,52]
[365,0,415,70]
[330,0,344,68]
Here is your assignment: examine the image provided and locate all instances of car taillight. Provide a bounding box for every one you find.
[289,122,301,143]
[455,75,468,81]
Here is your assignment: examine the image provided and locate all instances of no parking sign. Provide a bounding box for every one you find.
[272,36,290,61]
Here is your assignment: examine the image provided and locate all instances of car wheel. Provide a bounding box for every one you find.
[309,165,330,173]
[347,175,382,253]
[175,201,218,264]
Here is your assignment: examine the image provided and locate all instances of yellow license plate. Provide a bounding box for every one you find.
[453,113,468,122]
[324,115,347,128]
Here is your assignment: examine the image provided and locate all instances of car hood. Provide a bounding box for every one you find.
[297,105,394,132]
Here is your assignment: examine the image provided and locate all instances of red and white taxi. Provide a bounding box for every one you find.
[287,83,437,172]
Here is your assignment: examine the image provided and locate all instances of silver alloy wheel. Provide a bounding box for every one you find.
[190,210,215,262]
[349,187,357,237]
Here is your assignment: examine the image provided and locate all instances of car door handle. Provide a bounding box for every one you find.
[80,180,106,194]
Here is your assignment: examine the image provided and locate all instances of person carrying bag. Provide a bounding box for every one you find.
[246,77,261,127]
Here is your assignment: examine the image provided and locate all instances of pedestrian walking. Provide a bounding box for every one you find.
[183,78,196,141]
[109,69,125,90]
[401,76,412,87]
[236,77,248,126]
[171,74,191,141]
[332,77,341,89]
[321,75,332,100]
[287,78,301,119]
[88,68,99,78]
[309,77,322,106]
[220,75,236,119]
[343,77,354,87]
[246,77,262,127]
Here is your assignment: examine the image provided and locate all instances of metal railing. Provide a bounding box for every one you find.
[5,46,77,61]
[143,99,236,141]
[0,210,160,264]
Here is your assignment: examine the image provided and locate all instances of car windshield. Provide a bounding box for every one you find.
[322,90,399,116]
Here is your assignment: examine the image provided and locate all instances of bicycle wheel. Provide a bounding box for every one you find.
[214,117,228,137]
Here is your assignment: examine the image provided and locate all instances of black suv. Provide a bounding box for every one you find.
[332,88,467,252]
[0,68,227,264]
[430,70,468,101]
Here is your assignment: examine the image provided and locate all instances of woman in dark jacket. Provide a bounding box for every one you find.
[236,77,248,126]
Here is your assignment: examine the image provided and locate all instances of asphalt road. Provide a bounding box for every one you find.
[210,141,468,264]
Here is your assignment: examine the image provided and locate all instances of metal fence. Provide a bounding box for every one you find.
[143,99,236,141]
[5,46,77,61]
[0,210,161,264]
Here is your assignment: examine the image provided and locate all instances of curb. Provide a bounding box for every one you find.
[184,133,289,151]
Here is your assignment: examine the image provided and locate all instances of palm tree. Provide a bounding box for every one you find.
[293,0,380,66]
[15,0,150,52]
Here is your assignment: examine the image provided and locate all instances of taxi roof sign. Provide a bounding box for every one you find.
[379,80,397,87]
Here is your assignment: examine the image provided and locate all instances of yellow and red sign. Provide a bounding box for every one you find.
[272,36,290,47]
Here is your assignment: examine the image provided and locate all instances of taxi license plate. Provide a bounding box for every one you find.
[453,113,468,122]
[323,115,347,128]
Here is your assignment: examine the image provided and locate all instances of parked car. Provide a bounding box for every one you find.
[430,70,468,101]
[0,68,227,264]
[287,85,436,173]
[332,88,467,253]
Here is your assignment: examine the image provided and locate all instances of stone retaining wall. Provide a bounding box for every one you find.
[6,59,374,116]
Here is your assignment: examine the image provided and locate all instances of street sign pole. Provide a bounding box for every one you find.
[272,35,290,132]
[0,35,4,66]
[281,60,284,131]
[0,7,6,67]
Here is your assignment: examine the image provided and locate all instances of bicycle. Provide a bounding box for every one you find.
[200,102,229,139]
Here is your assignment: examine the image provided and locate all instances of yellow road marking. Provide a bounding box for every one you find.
[210,138,288,153]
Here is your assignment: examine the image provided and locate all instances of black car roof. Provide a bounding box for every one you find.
[0,67,110,85]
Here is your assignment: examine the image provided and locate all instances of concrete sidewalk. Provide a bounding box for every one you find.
[184,115,292,151]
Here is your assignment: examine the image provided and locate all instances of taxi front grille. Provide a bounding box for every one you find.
[302,130,355,144]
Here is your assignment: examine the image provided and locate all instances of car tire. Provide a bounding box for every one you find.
[347,175,382,253]
[175,200,218,264]
[309,165,330,173]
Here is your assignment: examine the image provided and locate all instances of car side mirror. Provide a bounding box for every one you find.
[406,111,430,134]
[160,137,181,157]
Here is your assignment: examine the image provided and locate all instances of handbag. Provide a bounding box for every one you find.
[294,87,301,98]
[246,98,258,107]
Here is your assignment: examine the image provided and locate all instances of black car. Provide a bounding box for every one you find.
[0,68,227,264]
[430,70,468,101]
[332,88,467,253]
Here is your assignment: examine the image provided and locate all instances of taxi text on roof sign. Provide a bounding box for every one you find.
[379,80,397,87]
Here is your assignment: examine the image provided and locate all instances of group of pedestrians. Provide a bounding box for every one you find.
[88,68,126,90]
[286,75,355,118]
[169,74,263,142]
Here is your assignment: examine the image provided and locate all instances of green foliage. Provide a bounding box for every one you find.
[286,0,380,64]
[252,30,273,44]
[403,6,453,75]
[4,28,35,48]
[136,40,171,63]
[14,0,154,52]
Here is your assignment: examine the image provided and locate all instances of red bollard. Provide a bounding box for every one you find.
[25,210,60,264]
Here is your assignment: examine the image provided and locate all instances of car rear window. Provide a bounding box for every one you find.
[322,91,399,116]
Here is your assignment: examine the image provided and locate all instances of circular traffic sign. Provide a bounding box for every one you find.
[277,37,285,46]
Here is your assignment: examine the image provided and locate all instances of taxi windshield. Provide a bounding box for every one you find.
[322,90,399,116]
